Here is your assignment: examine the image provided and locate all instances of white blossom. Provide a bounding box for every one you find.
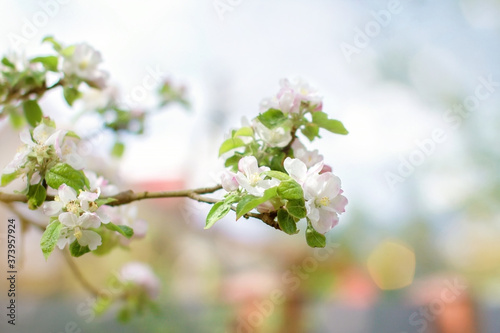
[119,262,160,299]
[235,156,279,197]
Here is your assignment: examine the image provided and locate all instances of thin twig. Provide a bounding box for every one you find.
[63,251,99,297]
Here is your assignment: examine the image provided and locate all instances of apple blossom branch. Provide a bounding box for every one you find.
[0,184,282,230]
[0,79,63,107]
[3,202,100,296]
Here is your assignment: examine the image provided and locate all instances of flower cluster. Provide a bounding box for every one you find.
[43,184,110,250]
[2,121,83,186]
[62,43,108,89]
[213,79,348,246]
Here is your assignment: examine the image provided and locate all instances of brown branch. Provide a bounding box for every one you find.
[63,251,99,297]
[106,184,223,206]
[1,80,63,106]
[1,183,282,231]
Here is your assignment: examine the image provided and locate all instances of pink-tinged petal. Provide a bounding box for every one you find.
[59,212,78,227]
[43,201,63,216]
[238,156,259,176]
[313,209,338,234]
[19,128,34,146]
[307,160,324,177]
[78,230,102,250]
[58,184,77,205]
[257,201,276,214]
[78,189,100,202]
[321,174,341,198]
[79,212,101,228]
[331,194,348,213]
[284,157,307,183]
[96,207,111,224]
[320,164,332,174]
[221,170,239,192]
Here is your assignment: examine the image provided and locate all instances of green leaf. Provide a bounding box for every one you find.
[1,172,20,187]
[111,141,125,158]
[306,223,326,248]
[205,201,232,229]
[270,152,286,172]
[95,198,117,206]
[27,183,47,210]
[31,56,58,72]
[301,123,320,141]
[104,222,134,239]
[1,57,15,69]
[22,100,43,127]
[286,198,307,219]
[69,241,91,257]
[257,108,288,129]
[312,111,348,135]
[264,170,290,181]
[42,36,62,52]
[277,209,298,235]
[46,163,87,191]
[224,153,243,171]
[61,45,76,57]
[63,86,81,106]
[7,106,25,129]
[236,187,278,219]
[233,127,254,137]
[277,179,304,200]
[40,221,63,260]
[219,137,245,156]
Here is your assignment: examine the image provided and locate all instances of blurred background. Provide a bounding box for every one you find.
[0,0,500,332]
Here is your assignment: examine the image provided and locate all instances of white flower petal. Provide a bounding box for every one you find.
[78,190,100,202]
[19,128,34,146]
[43,201,63,216]
[59,212,78,227]
[79,212,101,229]
[78,230,102,250]
[58,184,77,205]
[284,157,307,183]
[96,207,111,224]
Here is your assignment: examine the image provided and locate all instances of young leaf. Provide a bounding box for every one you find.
[104,222,134,239]
[306,223,326,248]
[1,171,20,187]
[7,105,25,129]
[1,57,15,69]
[219,138,246,156]
[205,201,232,229]
[27,183,47,210]
[286,198,307,219]
[277,179,304,200]
[111,141,125,158]
[63,86,81,106]
[40,221,63,260]
[69,241,91,257]
[233,127,254,137]
[22,100,43,127]
[31,56,58,72]
[236,187,278,219]
[46,163,87,191]
[301,123,320,141]
[257,108,287,129]
[264,170,290,181]
[95,198,117,206]
[312,111,348,135]
[42,36,62,52]
[277,209,298,235]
